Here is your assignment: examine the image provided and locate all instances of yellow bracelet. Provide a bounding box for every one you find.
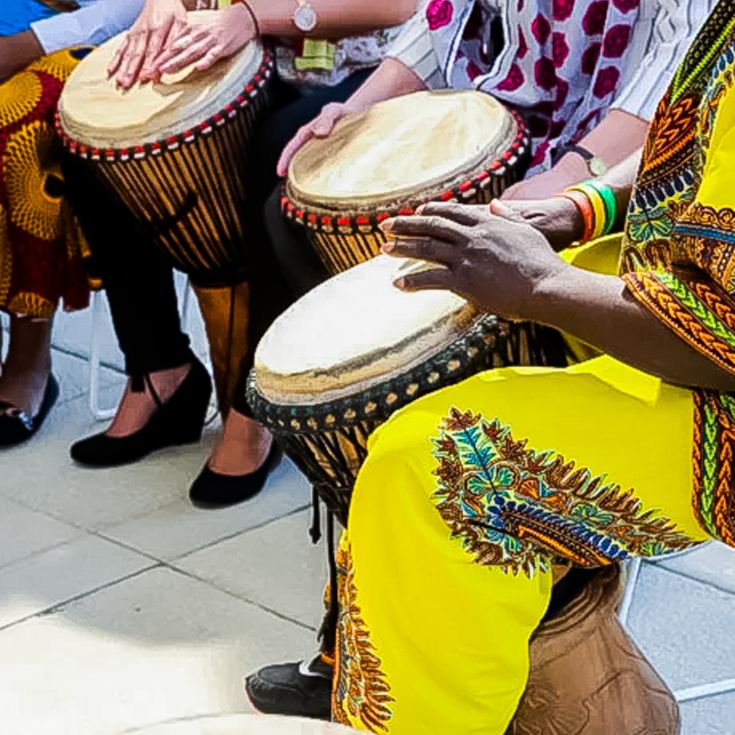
[566,183,605,240]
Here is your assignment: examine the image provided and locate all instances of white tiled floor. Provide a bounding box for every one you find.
[1,303,734,733]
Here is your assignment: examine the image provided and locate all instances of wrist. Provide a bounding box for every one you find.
[232,0,260,36]
[522,261,578,324]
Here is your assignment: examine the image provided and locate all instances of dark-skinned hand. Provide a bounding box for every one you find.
[488,198,583,252]
[381,201,569,320]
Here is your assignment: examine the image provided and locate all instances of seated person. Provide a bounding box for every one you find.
[65,0,420,505]
[323,3,735,732]
[0,0,142,447]
[245,0,718,715]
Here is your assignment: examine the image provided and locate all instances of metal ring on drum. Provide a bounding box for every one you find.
[120,714,362,734]
[282,90,531,275]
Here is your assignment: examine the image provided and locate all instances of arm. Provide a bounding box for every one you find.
[112,0,418,87]
[0,31,44,82]
[381,200,735,393]
[492,149,642,251]
[502,110,648,200]
[277,57,425,175]
[526,267,735,392]
[249,0,417,37]
[30,0,145,53]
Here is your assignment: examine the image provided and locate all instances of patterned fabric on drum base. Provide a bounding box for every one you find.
[0,48,91,318]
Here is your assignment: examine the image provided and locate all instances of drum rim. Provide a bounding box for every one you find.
[281,108,530,230]
[54,51,274,163]
[247,314,508,429]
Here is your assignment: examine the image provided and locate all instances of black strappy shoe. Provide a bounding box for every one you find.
[70,358,212,468]
[0,374,59,447]
[189,439,282,508]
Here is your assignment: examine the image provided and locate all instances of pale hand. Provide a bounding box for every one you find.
[381,201,569,320]
[500,152,592,200]
[277,103,351,177]
[108,0,188,88]
[151,4,257,78]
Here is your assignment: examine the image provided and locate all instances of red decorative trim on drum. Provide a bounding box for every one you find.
[281,108,531,233]
[55,50,275,162]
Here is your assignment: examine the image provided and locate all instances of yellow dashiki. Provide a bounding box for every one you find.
[332,3,735,734]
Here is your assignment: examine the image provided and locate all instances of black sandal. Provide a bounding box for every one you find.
[0,374,59,447]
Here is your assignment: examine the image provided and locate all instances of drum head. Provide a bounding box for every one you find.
[124,714,360,734]
[254,255,478,404]
[287,90,516,212]
[58,11,263,150]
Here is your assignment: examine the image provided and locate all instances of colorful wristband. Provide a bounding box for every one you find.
[585,181,617,236]
[566,183,605,239]
[556,191,595,244]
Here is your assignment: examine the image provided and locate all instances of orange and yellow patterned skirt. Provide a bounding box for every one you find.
[0,48,91,319]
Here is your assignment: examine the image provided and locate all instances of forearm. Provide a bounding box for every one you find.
[0,31,44,80]
[578,109,648,172]
[248,0,417,37]
[343,58,425,113]
[527,266,735,391]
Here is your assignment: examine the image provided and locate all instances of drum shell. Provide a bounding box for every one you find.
[57,55,274,287]
[248,319,566,526]
[508,564,680,735]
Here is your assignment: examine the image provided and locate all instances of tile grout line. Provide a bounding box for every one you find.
[650,561,735,599]
[166,565,317,633]
[166,502,313,564]
[0,563,160,634]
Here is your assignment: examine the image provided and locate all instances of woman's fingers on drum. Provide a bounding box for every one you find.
[313,105,345,136]
[394,267,455,293]
[116,31,150,88]
[108,35,130,76]
[417,201,480,226]
[194,45,226,72]
[159,36,217,74]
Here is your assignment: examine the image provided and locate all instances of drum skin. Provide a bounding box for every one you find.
[282,90,530,274]
[248,256,566,525]
[57,12,272,286]
[509,565,680,735]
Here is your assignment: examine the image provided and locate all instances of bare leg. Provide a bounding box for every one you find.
[0,316,52,415]
[206,410,273,476]
[106,363,192,437]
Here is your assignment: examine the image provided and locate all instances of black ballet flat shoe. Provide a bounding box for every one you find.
[0,374,59,447]
[70,358,212,468]
[189,441,282,508]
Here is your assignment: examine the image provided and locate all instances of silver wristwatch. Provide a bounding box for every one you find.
[293,0,318,32]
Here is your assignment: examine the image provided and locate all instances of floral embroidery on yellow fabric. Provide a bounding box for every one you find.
[333,541,393,732]
[431,408,696,577]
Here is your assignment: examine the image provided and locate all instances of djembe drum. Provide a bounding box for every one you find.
[57,11,273,410]
[247,255,564,526]
[282,90,529,274]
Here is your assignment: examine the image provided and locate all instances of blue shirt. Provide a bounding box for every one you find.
[30,0,143,53]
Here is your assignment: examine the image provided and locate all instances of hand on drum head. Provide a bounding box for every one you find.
[108,0,188,88]
[489,198,584,252]
[380,202,569,321]
[277,103,351,177]
[149,4,258,78]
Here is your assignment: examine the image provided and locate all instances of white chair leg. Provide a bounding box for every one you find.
[618,556,642,631]
[88,292,117,421]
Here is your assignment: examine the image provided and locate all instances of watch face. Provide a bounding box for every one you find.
[589,157,608,177]
[294,3,318,32]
